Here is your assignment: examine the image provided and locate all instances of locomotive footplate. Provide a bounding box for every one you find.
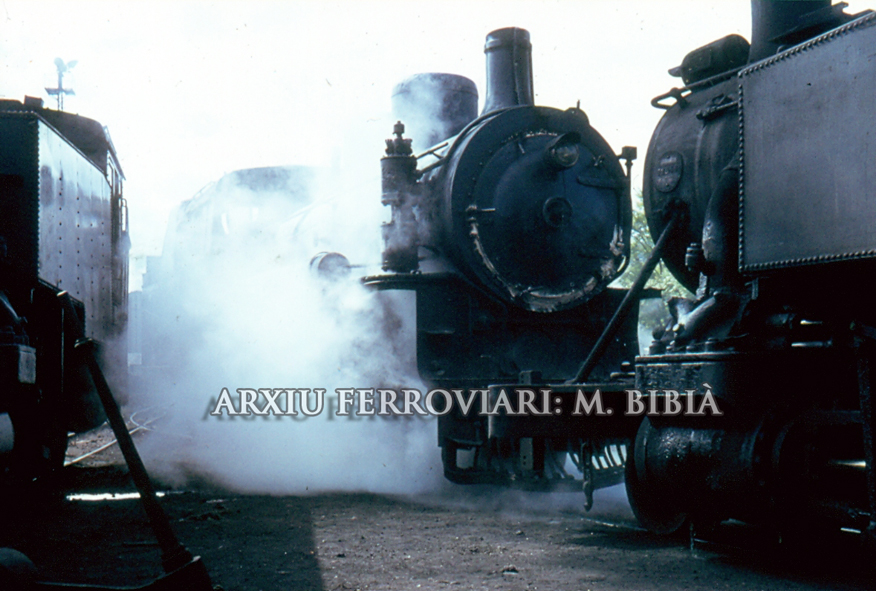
[635,346,856,412]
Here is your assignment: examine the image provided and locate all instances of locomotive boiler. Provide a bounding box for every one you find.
[366,28,643,492]
[0,96,128,495]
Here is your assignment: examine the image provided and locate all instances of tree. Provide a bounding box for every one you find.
[613,191,693,339]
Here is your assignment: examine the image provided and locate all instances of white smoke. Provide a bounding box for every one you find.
[392,73,473,154]
[130,123,444,495]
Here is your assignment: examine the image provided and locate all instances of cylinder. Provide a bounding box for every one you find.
[481,27,534,116]
[391,73,478,152]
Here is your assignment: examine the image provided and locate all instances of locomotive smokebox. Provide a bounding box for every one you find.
[392,73,478,152]
[481,27,534,115]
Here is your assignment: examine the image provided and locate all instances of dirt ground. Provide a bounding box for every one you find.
[0,430,873,591]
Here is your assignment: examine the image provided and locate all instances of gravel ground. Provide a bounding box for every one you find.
[0,456,872,591]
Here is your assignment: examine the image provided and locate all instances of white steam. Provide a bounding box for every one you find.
[130,133,443,495]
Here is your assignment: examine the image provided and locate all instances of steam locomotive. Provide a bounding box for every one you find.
[0,96,128,494]
[371,0,876,543]
[630,0,876,539]
[365,27,643,496]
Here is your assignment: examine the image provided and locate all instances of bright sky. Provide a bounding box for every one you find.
[2,1,871,274]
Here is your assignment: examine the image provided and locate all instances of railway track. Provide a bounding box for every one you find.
[64,406,167,467]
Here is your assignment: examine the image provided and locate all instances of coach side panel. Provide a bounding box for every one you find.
[37,118,115,342]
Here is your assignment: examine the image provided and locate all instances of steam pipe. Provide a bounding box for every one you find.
[481,28,534,115]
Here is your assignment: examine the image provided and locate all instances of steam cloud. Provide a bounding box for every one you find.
[127,81,631,519]
[130,124,443,495]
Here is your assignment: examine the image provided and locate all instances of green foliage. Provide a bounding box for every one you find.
[612,191,693,337]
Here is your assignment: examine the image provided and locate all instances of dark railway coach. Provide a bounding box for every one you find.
[0,96,128,491]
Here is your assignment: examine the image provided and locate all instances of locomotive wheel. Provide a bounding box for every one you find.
[625,418,688,535]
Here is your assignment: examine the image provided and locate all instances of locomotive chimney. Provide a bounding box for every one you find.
[749,0,831,61]
[481,27,534,116]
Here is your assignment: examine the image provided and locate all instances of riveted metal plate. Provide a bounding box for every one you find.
[739,12,876,272]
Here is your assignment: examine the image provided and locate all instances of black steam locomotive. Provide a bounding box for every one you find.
[371,0,876,543]
[0,97,129,493]
[630,0,876,539]
[366,27,643,496]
